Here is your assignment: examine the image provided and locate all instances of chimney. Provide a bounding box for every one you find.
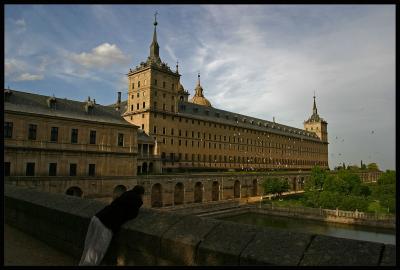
[115,91,121,111]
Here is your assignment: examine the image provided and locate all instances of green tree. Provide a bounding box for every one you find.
[360,161,367,170]
[323,175,347,194]
[347,165,360,171]
[370,170,396,213]
[262,177,290,199]
[367,163,380,171]
[352,184,371,197]
[337,170,362,195]
[377,170,396,185]
[304,166,327,192]
[318,191,341,209]
[339,195,369,211]
[303,190,320,208]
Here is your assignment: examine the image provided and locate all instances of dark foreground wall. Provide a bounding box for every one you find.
[4,185,396,266]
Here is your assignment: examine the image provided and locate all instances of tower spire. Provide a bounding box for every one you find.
[197,72,201,86]
[149,11,160,61]
[313,91,318,115]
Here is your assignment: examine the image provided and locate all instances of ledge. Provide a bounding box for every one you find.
[4,184,395,266]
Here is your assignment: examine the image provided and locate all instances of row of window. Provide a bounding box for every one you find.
[156,134,325,153]
[131,90,176,100]
[4,122,125,146]
[159,153,327,165]
[151,113,321,144]
[130,102,176,112]
[159,138,325,155]
[132,79,174,90]
[180,106,318,138]
[4,162,96,177]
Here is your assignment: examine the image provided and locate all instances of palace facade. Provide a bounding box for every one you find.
[122,17,329,172]
[4,16,329,178]
[4,89,143,178]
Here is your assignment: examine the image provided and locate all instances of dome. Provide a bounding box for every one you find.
[190,84,212,107]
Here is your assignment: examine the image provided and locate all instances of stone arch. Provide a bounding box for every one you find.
[149,162,153,173]
[212,181,219,201]
[234,180,241,198]
[292,177,297,191]
[113,185,127,199]
[151,183,163,207]
[65,186,83,197]
[194,182,203,203]
[142,162,148,173]
[252,179,258,196]
[174,182,184,205]
[180,96,184,101]
[300,177,305,189]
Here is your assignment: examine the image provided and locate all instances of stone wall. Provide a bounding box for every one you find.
[5,185,395,266]
[5,170,381,209]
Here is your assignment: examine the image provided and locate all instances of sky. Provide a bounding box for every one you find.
[4,5,396,170]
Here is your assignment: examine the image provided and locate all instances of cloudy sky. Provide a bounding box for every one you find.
[5,5,395,170]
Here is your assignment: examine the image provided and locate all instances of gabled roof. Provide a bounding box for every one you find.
[178,101,321,141]
[4,89,134,127]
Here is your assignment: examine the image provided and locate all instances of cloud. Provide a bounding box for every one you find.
[14,73,44,81]
[15,19,26,28]
[14,18,26,33]
[69,43,128,68]
[5,58,27,77]
[5,58,45,82]
[181,5,395,170]
[165,44,177,63]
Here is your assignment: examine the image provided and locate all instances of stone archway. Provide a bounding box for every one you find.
[234,180,241,198]
[149,162,153,173]
[151,183,163,207]
[66,186,83,197]
[174,182,184,205]
[252,179,258,196]
[212,181,219,201]
[194,182,203,203]
[292,177,297,191]
[113,185,127,199]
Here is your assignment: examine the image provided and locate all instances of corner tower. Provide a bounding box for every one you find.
[304,94,328,142]
[124,13,182,134]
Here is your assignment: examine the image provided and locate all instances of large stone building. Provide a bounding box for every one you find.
[4,16,329,181]
[122,16,329,173]
[4,89,141,179]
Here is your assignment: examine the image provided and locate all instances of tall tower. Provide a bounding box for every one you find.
[304,94,328,142]
[123,13,183,134]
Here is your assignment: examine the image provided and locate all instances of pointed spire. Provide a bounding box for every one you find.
[149,11,160,61]
[197,72,201,86]
[313,91,318,115]
[176,60,179,73]
[153,11,158,42]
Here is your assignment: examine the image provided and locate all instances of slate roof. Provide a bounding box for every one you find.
[177,101,322,142]
[4,89,134,127]
[137,129,155,143]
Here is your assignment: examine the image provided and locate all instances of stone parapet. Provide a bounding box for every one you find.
[5,185,395,266]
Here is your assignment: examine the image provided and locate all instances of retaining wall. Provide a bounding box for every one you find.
[4,185,395,266]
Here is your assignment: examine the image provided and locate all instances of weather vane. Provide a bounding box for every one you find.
[154,11,158,25]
